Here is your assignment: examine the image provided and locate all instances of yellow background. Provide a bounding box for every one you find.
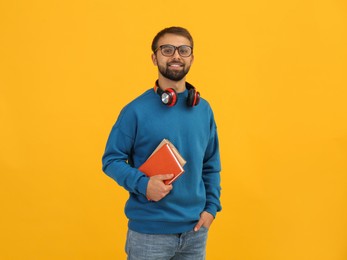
[1,0,346,259]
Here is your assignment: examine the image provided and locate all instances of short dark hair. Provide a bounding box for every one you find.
[151,26,194,52]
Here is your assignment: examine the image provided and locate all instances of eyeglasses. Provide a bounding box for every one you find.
[155,44,193,57]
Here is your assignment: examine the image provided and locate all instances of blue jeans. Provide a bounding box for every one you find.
[125,227,209,260]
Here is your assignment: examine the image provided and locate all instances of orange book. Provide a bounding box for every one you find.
[139,139,186,185]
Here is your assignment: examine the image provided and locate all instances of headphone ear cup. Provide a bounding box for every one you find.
[187,88,200,107]
[162,88,178,106]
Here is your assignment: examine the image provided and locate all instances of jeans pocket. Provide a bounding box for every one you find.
[200,226,209,232]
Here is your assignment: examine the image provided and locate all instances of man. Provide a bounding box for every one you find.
[102,26,221,259]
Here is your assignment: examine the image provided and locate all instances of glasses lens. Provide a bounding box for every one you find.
[178,46,192,57]
[161,45,175,56]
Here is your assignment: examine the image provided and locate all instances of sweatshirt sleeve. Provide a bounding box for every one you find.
[102,107,149,196]
[202,111,222,217]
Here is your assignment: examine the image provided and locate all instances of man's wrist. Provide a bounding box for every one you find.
[137,176,150,196]
[203,205,218,218]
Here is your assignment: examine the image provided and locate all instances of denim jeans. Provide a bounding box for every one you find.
[125,227,209,260]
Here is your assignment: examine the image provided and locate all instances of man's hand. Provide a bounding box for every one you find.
[194,211,214,231]
[146,174,173,201]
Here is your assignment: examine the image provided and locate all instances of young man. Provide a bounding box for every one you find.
[102,26,222,259]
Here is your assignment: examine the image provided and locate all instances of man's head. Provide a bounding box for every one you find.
[152,27,194,82]
[151,27,194,52]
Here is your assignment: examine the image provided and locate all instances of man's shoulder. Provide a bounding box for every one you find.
[125,89,154,107]
[120,88,155,114]
[115,89,154,126]
[197,96,214,112]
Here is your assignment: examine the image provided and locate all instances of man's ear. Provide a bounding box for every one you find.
[151,53,158,66]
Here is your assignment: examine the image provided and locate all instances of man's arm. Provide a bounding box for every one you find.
[201,113,222,220]
[102,116,174,200]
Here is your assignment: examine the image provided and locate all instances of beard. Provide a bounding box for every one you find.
[158,62,191,81]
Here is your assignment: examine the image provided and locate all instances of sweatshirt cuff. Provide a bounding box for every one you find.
[137,175,149,196]
[204,204,219,218]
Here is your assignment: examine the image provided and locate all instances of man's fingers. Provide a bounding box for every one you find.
[194,219,203,232]
[154,174,174,181]
[146,174,174,201]
[194,211,214,231]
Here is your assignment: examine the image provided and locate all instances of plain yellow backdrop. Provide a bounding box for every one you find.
[1,0,346,259]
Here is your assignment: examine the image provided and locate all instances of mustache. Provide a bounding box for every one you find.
[167,61,185,66]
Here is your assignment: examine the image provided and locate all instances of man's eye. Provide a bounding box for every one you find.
[163,48,173,54]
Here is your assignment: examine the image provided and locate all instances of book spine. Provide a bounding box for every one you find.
[166,144,184,173]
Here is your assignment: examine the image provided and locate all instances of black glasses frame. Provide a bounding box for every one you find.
[155,44,193,57]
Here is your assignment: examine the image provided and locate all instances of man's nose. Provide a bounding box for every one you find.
[172,49,181,58]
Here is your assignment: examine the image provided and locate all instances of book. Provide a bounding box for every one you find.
[139,139,186,185]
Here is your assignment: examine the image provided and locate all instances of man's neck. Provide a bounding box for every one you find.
[157,77,186,93]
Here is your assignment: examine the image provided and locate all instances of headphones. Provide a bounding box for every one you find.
[153,80,200,107]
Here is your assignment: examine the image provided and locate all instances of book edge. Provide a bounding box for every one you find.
[165,143,184,174]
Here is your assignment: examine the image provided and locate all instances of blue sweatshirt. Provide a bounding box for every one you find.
[102,86,221,234]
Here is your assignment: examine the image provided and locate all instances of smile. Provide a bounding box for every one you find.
[168,63,184,68]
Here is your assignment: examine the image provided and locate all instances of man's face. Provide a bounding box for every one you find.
[152,33,194,81]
